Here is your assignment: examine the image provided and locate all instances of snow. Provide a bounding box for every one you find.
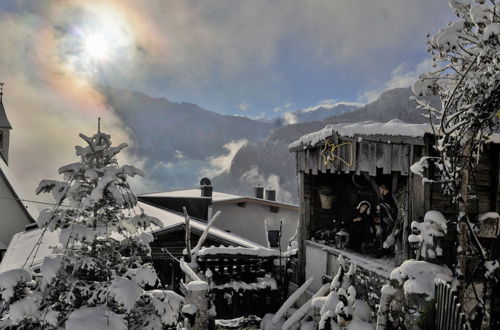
[40,254,63,285]
[478,212,500,222]
[146,290,184,325]
[307,241,395,278]
[0,156,39,221]
[483,23,500,41]
[185,280,209,291]
[484,260,499,279]
[410,211,448,259]
[65,306,127,330]
[182,304,198,315]
[289,120,434,150]
[0,268,33,301]
[470,4,492,26]
[197,246,281,257]
[109,277,143,312]
[282,283,330,330]
[0,201,263,273]
[211,277,277,291]
[410,156,434,178]
[272,277,314,325]
[140,188,298,208]
[261,313,284,330]
[353,299,372,323]
[345,318,375,330]
[125,264,158,286]
[8,292,41,323]
[390,260,452,299]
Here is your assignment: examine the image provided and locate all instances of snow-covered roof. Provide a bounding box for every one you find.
[0,100,12,129]
[141,189,298,210]
[138,202,263,248]
[289,120,434,150]
[0,202,262,272]
[0,157,39,221]
[140,188,240,202]
[289,119,500,151]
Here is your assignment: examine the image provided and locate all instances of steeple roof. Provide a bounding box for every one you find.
[0,93,12,129]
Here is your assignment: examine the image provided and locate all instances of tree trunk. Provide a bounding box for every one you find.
[457,143,471,305]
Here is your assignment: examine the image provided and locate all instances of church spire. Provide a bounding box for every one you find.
[0,82,12,164]
[0,82,12,130]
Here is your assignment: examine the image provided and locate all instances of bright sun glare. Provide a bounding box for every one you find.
[84,34,110,61]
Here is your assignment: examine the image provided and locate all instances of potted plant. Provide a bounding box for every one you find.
[318,185,334,209]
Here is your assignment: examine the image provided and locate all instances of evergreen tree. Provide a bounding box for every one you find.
[0,127,183,329]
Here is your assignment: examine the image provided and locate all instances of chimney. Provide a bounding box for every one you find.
[265,189,276,201]
[200,177,213,198]
[254,186,264,199]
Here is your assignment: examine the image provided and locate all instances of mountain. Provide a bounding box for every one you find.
[269,87,438,144]
[102,87,274,161]
[323,87,437,125]
[100,87,276,191]
[290,103,361,123]
[213,87,439,204]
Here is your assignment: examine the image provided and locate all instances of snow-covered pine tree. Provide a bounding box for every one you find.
[0,126,184,329]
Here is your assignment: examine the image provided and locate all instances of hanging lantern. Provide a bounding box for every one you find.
[318,186,334,209]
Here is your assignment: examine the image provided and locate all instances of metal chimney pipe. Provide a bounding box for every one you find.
[254,186,264,199]
[265,189,276,201]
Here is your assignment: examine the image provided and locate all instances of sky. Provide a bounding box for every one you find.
[0,0,456,200]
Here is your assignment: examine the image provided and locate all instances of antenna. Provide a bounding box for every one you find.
[0,82,4,102]
[97,117,101,133]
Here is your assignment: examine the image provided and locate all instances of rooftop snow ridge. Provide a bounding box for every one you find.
[288,120,433,150]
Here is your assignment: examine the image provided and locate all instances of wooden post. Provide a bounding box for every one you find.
[298,171,312,283]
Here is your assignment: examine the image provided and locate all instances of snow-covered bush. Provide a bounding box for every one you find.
[0,128,183,329]
[409,210,448,260]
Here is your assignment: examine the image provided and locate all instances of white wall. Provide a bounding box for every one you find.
[0,174,33,248]
[212,202,298,250]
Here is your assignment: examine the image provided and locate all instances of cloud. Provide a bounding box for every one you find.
[236,102,250,112]
[358,58,433,103]
[239,166,293,204]
[283,112,298,125]
[0,3,155,203]
[174,150,184,159]
[273,102,294,113]
[298,99,364,113]
[199,139,248,178]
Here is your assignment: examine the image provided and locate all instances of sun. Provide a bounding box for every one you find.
[83,34,110,61]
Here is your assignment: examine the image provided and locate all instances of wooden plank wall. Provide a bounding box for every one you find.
[296,139,412,177]
[428,144,500,218]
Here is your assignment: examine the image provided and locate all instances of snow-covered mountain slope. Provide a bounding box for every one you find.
[288,103,361,124]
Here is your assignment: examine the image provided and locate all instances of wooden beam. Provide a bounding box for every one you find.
[490,145,500,212]
[297,171,312,284]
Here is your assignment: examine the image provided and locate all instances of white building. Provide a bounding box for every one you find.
[139,183,299,251]
[0,92,38,260]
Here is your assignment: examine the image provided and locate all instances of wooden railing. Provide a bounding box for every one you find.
[435,279,469,330]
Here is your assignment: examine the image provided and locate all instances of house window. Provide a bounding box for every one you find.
[267,230,280,248]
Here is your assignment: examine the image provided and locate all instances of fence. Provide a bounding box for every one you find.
[435,279,469,330]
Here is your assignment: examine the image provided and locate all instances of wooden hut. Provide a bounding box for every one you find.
[288,120,500,285]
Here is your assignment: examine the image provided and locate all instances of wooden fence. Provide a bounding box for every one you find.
[435,279,469,330]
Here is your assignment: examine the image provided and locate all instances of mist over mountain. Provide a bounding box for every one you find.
[101,87,275,190]
[212,87,439,204]
[99,86,436,203]
[286,103,361,124]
